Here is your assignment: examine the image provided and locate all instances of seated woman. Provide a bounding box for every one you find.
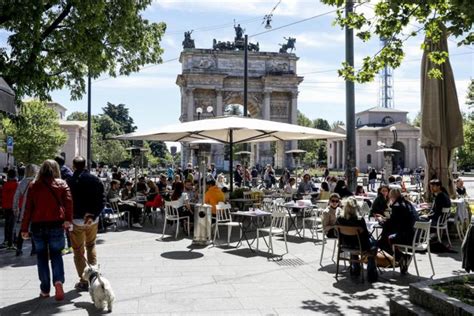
[455,178,467,197]
[370,184,389,218]
[283,177,296,194]
[377,188,417,274]
[119,180,143,228]
[336,197,378,282]
[146,180,159,202]
[319,182,331,200]
[170,182,193,228]
[355,185,366,196]
[321,193,341,238]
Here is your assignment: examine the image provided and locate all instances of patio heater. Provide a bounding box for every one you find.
[285,149,307,183]
[193,142,212,246]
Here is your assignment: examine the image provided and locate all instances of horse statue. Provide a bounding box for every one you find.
[248,42,260,52]
[182,30,195,49]
[279,37,296,53]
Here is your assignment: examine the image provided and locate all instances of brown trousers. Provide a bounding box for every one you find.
[70,222,98,282]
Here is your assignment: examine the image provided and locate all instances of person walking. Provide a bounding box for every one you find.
[13,164,38,256]
[1,169,18,250]
[21,160,73,300]
[67,156,105,291]
[54,155,74,255]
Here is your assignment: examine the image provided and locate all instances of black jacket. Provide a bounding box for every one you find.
[67,170,105,220]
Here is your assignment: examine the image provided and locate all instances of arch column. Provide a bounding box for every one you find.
[216,90,223,116]
[186,88,195,122]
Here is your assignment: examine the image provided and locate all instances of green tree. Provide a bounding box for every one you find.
[1,100,67,164]
[67,111,88,121]
[458,79,474,170]
[148,141,169,158]
[331,120,345,130]
[103,102,136,134]
[322,0,473,82]
[412,111,422,127]
[0,1,166,101]
[314,118,331,131]
[224,104,243,116]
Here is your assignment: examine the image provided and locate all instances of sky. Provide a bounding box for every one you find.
[5,1,474,150]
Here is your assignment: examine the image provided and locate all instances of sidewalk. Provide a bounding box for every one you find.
[0,220,467,315]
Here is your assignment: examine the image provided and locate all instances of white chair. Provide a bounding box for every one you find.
[392,220,435,277]
[434,207,452,247]
[302,207,322,239]
[108,198,130,230]
[319,217,337,267]
[162,201,190,239]
[283,193,293,202]
[262,198,273,212]
[213,203,242,245]
[256,209,288,256]
[448,201,468,240]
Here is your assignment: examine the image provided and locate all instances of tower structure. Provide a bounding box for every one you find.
[379,38,394,108]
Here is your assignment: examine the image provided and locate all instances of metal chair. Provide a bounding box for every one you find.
[213,203,242,245]
[162,201,190,239]
[108,198,130,231]
[434,207,452,247]
[335,225,370,282]
[302,207,322,239]
[256,209,288,256]
[392,220,435,277]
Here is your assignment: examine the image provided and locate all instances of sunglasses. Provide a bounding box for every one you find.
[330,200,339,203]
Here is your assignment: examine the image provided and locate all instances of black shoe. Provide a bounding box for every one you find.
[367,270,378,283]
[15,250,23,256]
[74,281,89,292]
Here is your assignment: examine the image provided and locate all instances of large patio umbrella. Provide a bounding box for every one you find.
[115,116,345,191]
[0,77,16,115]
[420,24,464,197]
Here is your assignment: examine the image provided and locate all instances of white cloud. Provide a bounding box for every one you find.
[94,75,176,89]
[295,31,344,48]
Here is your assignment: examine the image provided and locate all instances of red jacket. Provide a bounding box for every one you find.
[21,178,73,232]
[1,180,18,209]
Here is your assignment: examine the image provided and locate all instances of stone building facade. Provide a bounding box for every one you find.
[327,107,425,172]
[177,48,303,170]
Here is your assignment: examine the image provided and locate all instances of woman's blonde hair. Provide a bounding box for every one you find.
[36,159,61,181]
[343,197,361,220]
[25,164,39,178]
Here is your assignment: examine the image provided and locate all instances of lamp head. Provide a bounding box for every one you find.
[196,107,203,114]
[389,126,396,132]
[263,14,272,29]
[206,106,214,113]
[377,141,385,147]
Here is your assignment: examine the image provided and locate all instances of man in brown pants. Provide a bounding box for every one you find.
[67,157,105,291]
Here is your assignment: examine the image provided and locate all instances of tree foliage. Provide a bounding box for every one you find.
[0,1,166,100]
[458,79,474,170]
[102,102,137,134]
[297,111,328,166]
[1,100,67,164]
[322,0,473,83]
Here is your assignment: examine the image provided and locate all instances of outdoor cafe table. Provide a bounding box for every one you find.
[233,209,272,251]
[283,202,315,238]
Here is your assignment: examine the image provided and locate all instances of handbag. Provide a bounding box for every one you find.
[44,180,66,220]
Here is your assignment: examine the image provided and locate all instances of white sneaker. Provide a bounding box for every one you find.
[132,223,143,228]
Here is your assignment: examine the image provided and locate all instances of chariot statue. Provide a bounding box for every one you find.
[182,30,195,49]
[279,37,296,53]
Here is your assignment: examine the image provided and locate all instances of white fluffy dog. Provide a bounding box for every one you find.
[82,265,115,313]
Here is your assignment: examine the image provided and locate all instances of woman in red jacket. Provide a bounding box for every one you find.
[2,169,18,250]
[21,160,73,301]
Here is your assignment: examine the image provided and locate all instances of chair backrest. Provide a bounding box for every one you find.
[243,191,253,200]
[164,201,180,218]
[359,202,370,217]
[270,209,286,230]
[413,220,431,248]
[283,193,293,202]
[335,225,363,251]
[437,207,451,226]
[262,198,273,212]
[302,194,312,200]
[216,203,232,222]
[109,198,120,213]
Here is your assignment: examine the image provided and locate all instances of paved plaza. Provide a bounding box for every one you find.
[0,211,468,316]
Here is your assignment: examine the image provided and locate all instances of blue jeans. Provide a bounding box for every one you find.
[32,227,65,293]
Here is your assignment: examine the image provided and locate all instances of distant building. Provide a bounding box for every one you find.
[47,102,88,167]
[327,107,425,172]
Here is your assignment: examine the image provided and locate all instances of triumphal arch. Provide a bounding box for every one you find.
[177,28,303,170]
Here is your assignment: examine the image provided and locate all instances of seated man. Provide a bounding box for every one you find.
[204,179,225,218]
[184,179,198,204]
[297,173,314,195]
[427,179,451,225]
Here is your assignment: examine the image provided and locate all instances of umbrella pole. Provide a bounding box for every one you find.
[229,129,234,192]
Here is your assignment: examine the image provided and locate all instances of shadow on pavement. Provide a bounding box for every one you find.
[160,250,204,260]
[1,290,81,316]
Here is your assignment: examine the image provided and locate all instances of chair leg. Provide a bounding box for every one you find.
[437,226,442,243]
[187,219,190,237]
[445,227,451,247]
[284,232,288,254]
[413,251,419,277]
[302,220,306,238]
[175,220,179,239]
[335,246,341,280]
[268,234,273,255]
[428,246,435,277]
[392,245,396,273]
[227,226,232,245]
[331,239,337,263]
[162,219,167,239]
[213,223,219,242]
[320,238,326,267]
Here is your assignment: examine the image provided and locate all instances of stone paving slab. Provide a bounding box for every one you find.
[0,219,469,315]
